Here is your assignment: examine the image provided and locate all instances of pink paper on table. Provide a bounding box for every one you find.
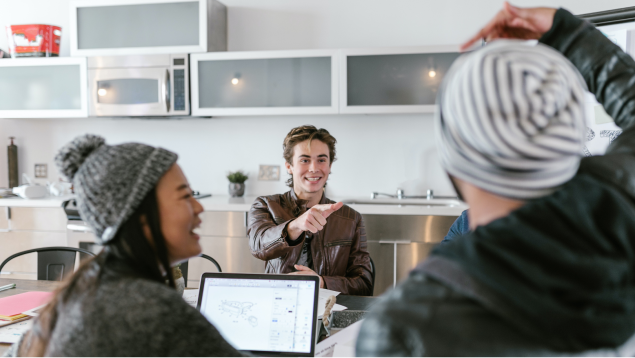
[0,292,53,317]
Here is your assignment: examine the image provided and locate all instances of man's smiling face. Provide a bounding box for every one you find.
[286,139,331,195]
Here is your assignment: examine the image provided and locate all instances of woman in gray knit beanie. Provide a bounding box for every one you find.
[8,135,241,357]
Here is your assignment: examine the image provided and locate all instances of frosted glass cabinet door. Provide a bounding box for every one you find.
[0,58,88,118]
[70,0,227,56]
[341,46,462,114]
[191,50,339,116]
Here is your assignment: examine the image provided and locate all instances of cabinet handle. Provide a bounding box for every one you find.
[165,70,171,113]
[378,240,411,244]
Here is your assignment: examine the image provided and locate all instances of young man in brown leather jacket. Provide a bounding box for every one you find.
[247,125,373,296]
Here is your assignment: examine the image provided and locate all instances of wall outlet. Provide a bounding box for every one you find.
[34,164,48,178]
[258,165,280,181]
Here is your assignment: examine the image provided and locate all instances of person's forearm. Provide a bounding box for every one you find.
[286,219,304,241]
[540,9,635,130]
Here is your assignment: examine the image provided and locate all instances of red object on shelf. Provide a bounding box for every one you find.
[6,24,61,58]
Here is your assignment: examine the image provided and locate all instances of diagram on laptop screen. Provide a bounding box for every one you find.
[199,278,315,353]
[218,300,258,327]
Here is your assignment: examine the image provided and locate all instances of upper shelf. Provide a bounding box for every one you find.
[0,57,88,119]
[340,45,461,114]
[190,45,463,116]
[69,0,227,57]
[191,49,340,116]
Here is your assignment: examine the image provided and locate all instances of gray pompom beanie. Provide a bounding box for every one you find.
[436,40,586,199]
[55,134,178,244]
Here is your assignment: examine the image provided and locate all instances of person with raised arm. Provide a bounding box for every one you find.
[248,125,373,296]
[357,3,635,355]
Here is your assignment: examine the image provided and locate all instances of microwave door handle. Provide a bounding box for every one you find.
[164,69,171,113]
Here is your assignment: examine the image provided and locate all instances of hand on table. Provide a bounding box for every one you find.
[287,202,344,240]
[461,2,557,51]
[288,264,324,288]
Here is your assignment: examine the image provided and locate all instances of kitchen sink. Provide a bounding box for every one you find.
[341,198,462,207]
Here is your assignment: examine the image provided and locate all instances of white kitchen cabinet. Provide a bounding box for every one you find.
[0,232,68,280]
[186,211,260,287]
[0,208,8,231]
[340,45,462,114]
[0,57,88,118]
[70,0,227,57]
[0,207,68,280]
[191,49,339,116]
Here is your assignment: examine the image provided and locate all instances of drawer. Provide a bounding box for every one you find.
[9,207,67,232]
[200,211,247,237]
[184,235,264,287]
[362,214,457,243]
[0,231,68,275]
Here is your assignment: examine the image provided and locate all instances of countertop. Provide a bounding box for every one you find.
[189,195,467,216]
[0,194,74,208]
[0,195,467,216]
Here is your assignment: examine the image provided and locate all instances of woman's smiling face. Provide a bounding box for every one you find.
[154,163,204,265]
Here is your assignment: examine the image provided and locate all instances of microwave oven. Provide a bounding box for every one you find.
[87,54,189,116]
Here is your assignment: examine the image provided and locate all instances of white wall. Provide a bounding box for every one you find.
[0,0,632,197]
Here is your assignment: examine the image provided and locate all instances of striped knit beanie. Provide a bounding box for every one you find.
[436,40,586,199]
[55,134,178,244]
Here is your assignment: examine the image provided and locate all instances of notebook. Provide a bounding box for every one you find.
[197,273,320,357]
[0,291,52,320]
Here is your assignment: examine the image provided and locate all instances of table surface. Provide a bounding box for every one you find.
[0,278,377,355]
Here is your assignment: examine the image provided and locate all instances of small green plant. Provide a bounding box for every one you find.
[227,170,249,184]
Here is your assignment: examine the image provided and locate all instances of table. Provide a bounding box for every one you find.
[0,278,60,355]
[0,278,377,355]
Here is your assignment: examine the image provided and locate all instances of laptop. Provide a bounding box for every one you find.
[197,272,320,357]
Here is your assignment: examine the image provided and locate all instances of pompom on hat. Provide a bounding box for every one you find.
[436,40,587,200]
[55,134,178,244]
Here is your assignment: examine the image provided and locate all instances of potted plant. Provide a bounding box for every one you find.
[227,170,248,197]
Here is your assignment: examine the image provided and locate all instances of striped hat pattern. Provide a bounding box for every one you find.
[436,40,587,200]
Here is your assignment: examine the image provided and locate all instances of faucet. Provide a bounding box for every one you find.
[370,189,457,200]
[371,189,404,199]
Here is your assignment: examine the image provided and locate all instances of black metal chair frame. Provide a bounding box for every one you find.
[369,256,376,296]
[180,254,222,287]
[0,246,96,281]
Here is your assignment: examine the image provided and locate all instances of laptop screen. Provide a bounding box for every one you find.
[198,275,318,355]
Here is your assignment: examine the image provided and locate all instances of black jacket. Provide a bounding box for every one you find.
[356,9,635,356]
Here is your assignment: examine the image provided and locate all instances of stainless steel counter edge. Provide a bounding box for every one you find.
[0,195,468,216]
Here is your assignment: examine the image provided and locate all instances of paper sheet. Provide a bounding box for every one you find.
[318,288,346,317]
[182,289,199,308]
[319,288,341,297]
[315,319,363,357]
[0,292,52,317]
[317,298,347,317]
[0,319,32,344]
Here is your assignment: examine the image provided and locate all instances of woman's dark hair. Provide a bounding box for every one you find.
[20,188,174,356]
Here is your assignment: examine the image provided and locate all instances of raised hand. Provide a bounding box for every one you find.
[461,2,557,51]
[287,202,344,239]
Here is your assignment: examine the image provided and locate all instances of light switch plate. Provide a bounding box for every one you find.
[34,164,47,178]
[258,165,280,181]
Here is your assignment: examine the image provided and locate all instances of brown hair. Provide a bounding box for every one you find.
[283,125,337,188]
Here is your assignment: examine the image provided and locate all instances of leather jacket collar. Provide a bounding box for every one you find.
[288,189,328,216]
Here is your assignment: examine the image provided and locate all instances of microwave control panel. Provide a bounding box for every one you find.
[174,69,186,111]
